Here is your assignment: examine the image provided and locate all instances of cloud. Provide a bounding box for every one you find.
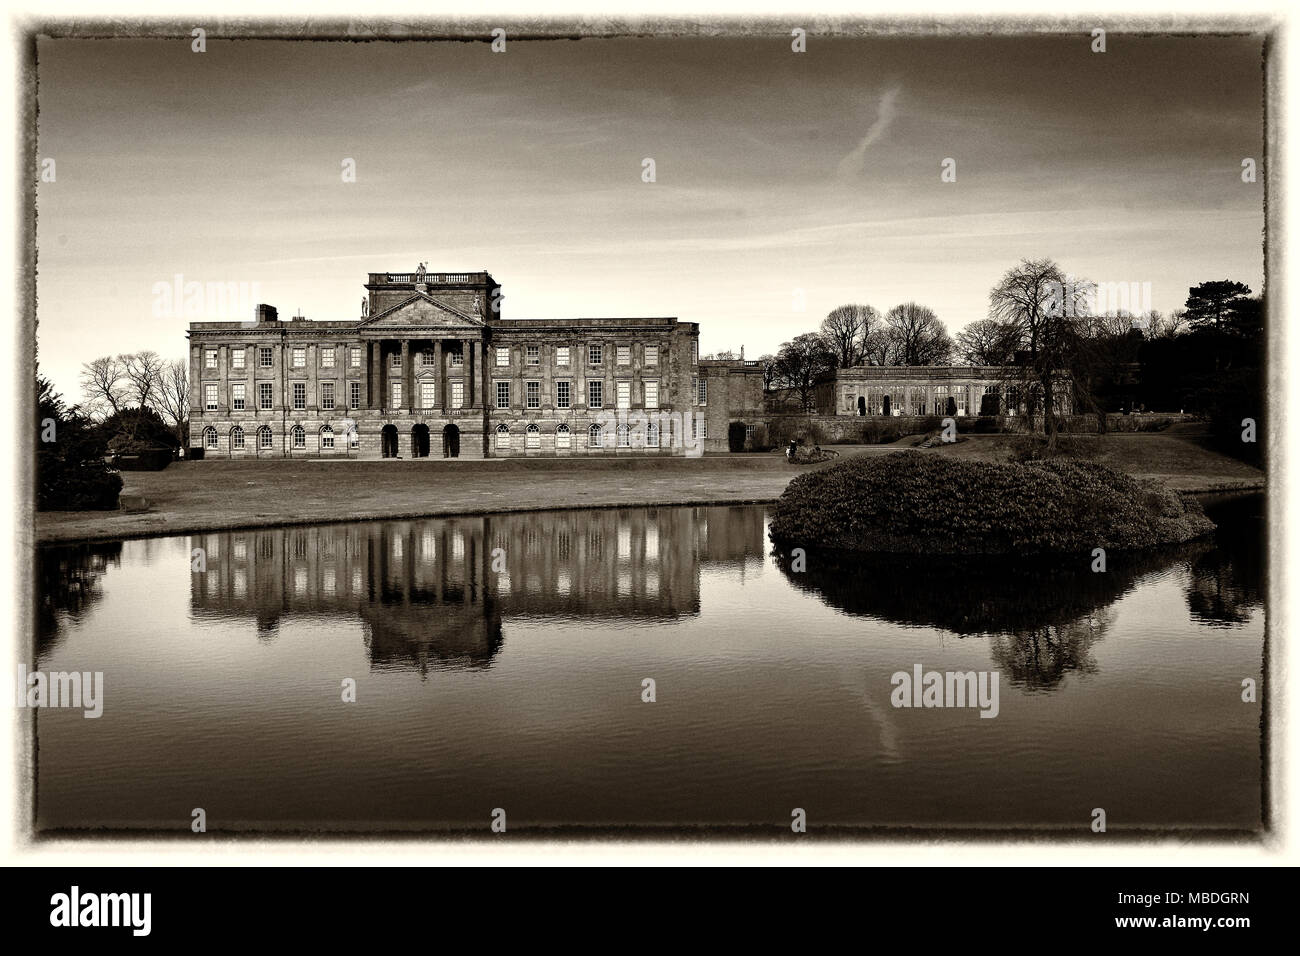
[835,86,902,179]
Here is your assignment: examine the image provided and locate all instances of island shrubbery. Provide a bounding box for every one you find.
[768,450,1214,555]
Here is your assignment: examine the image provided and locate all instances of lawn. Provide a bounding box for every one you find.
[35,423,1264,544]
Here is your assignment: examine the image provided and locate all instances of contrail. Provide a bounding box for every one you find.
[836,86,902,179]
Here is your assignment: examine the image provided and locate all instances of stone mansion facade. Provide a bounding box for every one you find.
[188,268,731,459]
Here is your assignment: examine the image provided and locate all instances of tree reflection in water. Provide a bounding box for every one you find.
[774,540,1215,690]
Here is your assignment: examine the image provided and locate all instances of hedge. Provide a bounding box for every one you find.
[768,450,1214,555]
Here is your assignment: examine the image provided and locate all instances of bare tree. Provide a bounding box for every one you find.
[883,302,953,366]
[79,355,128,420]
[955,318,1017,365]
[820,304,881,368]
[120,350,166,410]
[772,333,836,411]
[157,358,190,442]
[988,258,1093,442]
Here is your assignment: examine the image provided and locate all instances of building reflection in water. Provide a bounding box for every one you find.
[187,507,767,675]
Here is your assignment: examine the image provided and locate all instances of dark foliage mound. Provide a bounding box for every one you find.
[36,377,123,511]
[768,450,1214,555]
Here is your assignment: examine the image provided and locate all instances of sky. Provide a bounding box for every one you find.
[34,33,1266,400]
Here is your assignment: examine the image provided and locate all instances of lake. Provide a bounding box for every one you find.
[33,494,1264,833]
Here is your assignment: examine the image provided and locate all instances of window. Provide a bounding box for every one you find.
[646,422,660,447]
[291,425,306,449]
[495,423,510,450]
[203,426,217,449]
[321,382,335,410]
[417,347,433,367]
[692,416,706,440]
[292,347,306,368]
[232,348,246,369]
[587,423,603,448]
[349,346,361,367]
[556,424,571,449]
[526,345,540,366]
[349,427,360,449]
[496,347,510,367]
[322,347,336,368]
[644,345,658,367]
[496,381,510,409]
[451,381,464,409]
[258,426,273,449]
[204,384,218,411]
[231,426,245,450]
[526,423,540,449]
[644,381,658,408]
[321,425,334,449]
[588,344,602,366]
[692,340,699,364]
[588,380,603,408]
[526,381,540,409]
[259,382,273,410]
[293,382,306,410]
[616,423,631,447]
[349,381,361,409]
[616,381,630,410]
[232,383,246,410]
[391,382,403,408]
[205,350,217,369]
[616,345,630,366]
[556,346,570,367]
[556,381,571,409]
[259,346,273,367]
[698,378,707,405]
[421,381,437,409]
[451,346,464,367]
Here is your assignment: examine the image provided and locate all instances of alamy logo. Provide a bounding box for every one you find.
[890,665,1000,718]
[49,886,151,936]
[6,665,104,718]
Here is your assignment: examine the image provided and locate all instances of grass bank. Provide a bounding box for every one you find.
[35,423,1263,544]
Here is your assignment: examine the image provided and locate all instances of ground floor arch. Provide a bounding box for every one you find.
[381,424,399,458]
[411,423,430,458]
[442,423,460,458]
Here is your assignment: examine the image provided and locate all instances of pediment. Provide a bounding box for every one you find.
[360,293,485,331]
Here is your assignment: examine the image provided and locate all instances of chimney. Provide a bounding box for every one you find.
[254,303,279,323]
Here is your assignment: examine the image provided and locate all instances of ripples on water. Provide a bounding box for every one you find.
[34,495,1263,833]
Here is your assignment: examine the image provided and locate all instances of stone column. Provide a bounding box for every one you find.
[433,340,444,408]
[400,340,410,413]
[471,338,483,406]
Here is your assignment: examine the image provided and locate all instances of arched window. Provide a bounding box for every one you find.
[230,426,245,450]
[495,423,510,450]
[291,425,306,449]
[320,425,335,450]
[258,426,273,449]
[525,423,540,449]
[587,424,603,448]
[556,424,571,449]
[646,422,659,448]
[203,426,218,450]
[616,423,631,447]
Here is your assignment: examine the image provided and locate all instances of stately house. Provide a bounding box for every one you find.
[188,268,725,459]
[816,365,1073,418]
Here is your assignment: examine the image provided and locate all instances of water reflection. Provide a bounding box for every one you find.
[1186,494,1265,627]
[36,541,123,655]
[179,507,766,674]
[773,544,1209,688]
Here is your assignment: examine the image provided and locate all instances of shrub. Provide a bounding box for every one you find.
[769,450,1214,555]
